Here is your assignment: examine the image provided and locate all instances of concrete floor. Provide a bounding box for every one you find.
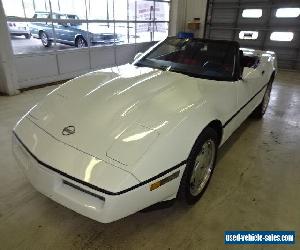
[0,71,299,249]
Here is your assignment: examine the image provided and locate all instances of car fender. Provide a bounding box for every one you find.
[130,103,223,183]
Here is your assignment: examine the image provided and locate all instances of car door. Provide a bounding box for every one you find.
[235,76,254,128]
[30,13,50,38]
[235,62,268,131]
[53,14,70,43]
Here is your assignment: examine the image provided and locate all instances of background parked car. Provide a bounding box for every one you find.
[30,12,120,48]
[7,16,31,39]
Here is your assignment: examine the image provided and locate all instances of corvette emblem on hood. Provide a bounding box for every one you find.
[62,125,75,136]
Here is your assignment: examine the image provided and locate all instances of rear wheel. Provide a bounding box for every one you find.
[251,76,274,119]
[75,36,87,48]
[179,127,218,204]
[40,31,52,47]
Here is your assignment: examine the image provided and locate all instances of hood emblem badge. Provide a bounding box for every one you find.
[62,125,75,136]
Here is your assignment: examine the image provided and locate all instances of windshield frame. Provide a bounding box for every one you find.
[133,37,241,82]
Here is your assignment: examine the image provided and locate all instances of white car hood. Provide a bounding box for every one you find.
[29,64,207,169]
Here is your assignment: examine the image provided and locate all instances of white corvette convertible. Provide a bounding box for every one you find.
[13,37,277,223]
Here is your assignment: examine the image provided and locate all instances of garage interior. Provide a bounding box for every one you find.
[0,0,299,249]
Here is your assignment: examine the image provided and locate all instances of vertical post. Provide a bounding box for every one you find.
[127,0,129,44]
[261,0,273,51]
[84,0,92,70]
[32,0,36,11]
[0,1,19,95]
[153,0,156,41]
[107,0,109,27]
[113,0,117,66]
[48,0,56,47]
[232,0,241,41]
[135,0,137,45]
[21,0,26,17]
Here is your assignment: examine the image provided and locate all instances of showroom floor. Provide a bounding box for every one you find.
[0,71,299,249]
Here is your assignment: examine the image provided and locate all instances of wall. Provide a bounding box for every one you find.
[170,0,208,38]
[0,0,19,95]
[14,42,155,89]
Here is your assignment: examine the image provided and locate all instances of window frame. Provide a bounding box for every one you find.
[4,0,171,55]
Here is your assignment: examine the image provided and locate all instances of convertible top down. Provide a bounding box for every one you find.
[13,37,277,223]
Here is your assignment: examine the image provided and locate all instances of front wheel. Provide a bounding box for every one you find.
[178,127,218,204]
[40,31,52,47]
[75,36,88,48]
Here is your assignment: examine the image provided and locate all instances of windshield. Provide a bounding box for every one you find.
[135,37,238,81]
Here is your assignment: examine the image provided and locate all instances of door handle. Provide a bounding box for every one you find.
[262,70,265,75]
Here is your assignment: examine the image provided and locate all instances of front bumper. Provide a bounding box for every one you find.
[10,30,31,36]
[12,131,183,223]
[12,134,158,223]
[91,40,119,45]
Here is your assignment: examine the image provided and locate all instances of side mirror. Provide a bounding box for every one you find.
[134,52,143,61]
[239,65,244,79]
[242,68,262,81]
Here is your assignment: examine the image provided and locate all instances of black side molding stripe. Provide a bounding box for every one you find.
[223,83,268,128]
[13,131,187,196]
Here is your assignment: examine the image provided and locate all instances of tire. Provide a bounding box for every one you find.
[75,36,87,48]
[25,33,31,39]
[251,75,274,119]
[40,31,52,47]
[178,127,218,204]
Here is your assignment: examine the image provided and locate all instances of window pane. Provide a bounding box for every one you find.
[128,0,136,20]
[115,22,130,44]
[136,0,155,21]
[50,0,60,13]
[135,22,153,42]
[10,21,66,54]
[114,0,130,20]
[154,22,168,41]
[3,0,25,17]
[276,8,300,18]
[242,9,262,18]
[58,0,86,19]
[154,2,170,21]
[270,32,294,42]
[87,0,113,20]
[128,22,136,43]
[3,0,171,55]
[88,23,116,47]
[34,0,51,13]
[239,31,259,40]
[23,0,35,18]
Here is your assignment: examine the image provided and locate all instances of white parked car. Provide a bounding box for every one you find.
[13,37,277,223]
[7,17,31,39]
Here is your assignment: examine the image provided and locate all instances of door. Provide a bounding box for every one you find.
[204,0,300,70]
[235,64,267,128]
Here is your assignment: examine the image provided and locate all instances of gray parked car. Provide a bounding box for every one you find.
[30,12,120,47]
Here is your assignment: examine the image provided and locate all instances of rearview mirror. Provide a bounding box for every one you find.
[134,52,143,61]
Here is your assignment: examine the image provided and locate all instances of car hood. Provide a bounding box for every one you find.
[28,64,208,169]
